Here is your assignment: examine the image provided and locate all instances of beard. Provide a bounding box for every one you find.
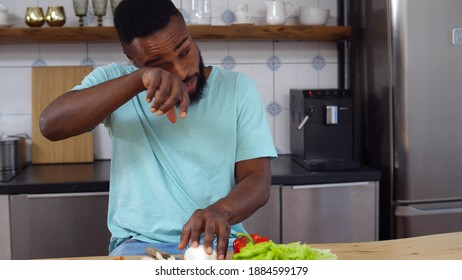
[185,54,207,104]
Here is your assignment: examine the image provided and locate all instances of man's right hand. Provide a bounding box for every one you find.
[141,67,190,123]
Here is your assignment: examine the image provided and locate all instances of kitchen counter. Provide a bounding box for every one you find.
[57,232,462,260]
[0,155,380,195]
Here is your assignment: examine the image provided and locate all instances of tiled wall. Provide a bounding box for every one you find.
[0,0,339,159]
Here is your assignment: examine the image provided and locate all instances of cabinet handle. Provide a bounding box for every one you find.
[26,192,109,199]
[396,203,462,216]
[292,182,369,190]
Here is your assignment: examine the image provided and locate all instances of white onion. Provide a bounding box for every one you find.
[184,245,217,260]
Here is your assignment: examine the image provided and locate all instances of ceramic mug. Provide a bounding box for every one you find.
[299,6,329,26]
[235,3,251,24]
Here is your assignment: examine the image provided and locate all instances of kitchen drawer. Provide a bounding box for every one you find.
[10,192,110,259]
[281,181,379,243]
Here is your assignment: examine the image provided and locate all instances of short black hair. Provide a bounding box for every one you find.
[114,0,183,45]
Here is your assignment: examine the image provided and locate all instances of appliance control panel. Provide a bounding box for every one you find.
[300,89,351,99]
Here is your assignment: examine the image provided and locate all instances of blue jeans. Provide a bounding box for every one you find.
[109,239,187,256]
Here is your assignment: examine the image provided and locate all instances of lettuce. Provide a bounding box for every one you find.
[232,240,337,260]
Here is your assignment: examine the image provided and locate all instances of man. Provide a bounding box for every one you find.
[39,0,276,260]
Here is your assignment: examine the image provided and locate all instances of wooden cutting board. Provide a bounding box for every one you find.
[32,66,94,164]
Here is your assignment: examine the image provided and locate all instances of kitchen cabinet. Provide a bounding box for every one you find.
[241,185,281,243]
[0,195,12,259]
[0,25,351,44]
[242,181,379,244]
[7,191,110,260]
[281,181,379,243]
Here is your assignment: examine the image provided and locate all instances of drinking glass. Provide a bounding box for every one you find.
[190,0,211,25]
[45,6,66,27]
[25,7,45,27]
[110,0,122,14]
[73,0,89,27]
[92,0,108,26]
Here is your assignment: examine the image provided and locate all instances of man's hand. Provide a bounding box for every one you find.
[178,207,231,260]
[141,67,190,123]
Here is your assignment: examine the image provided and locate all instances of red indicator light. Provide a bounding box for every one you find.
[309,91,313,95]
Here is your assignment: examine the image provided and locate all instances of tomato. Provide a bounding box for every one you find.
[233,236,248,253]
[250,233,270,244]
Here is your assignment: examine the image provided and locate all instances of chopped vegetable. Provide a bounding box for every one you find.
[184,245,217,260]
[233,235,248,254]
[232,238,337,260]
[250,233,270,244]
[233,232,270,254]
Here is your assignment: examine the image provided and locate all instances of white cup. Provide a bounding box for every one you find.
[235,3,251,24]
[0,4,8,25]
[299,6,329,26]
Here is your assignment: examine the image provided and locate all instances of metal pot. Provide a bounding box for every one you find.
[0,135,27,171]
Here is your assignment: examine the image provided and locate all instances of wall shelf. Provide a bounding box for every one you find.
[0,25,351,44]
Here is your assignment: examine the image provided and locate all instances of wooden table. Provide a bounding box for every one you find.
[59,232,462,260]
[312,232,462,259]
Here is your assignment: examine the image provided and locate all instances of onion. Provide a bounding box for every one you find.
[184,245,217,260]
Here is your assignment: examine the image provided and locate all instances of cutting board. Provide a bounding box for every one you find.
[32,66,94,164]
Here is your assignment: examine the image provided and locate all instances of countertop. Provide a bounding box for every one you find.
[0,155,380,195]
[57,232,462,260]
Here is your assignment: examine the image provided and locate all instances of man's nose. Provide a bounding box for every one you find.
[172,60,189,81]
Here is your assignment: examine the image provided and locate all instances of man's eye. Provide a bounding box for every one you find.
[180,49,190,58]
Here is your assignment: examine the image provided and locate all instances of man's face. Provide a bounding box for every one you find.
[123,15,208,104]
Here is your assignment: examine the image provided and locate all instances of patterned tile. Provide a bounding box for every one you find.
[266,101,282,117]
[266,55,282,72]
[32,58,47,66]
[312,54,326,71]
[220,9,235,24]
[80,57,95,66]
[221,55,236,70]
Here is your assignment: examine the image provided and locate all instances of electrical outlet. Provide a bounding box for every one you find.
[452,28,462,45]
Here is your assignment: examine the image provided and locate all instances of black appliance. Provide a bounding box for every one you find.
[290,89,359,170]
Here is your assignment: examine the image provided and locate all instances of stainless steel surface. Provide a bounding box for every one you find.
[395,202,462,238]
[0,136,26,171]
[392,0,462,202]
[281,182,379,243]
[326,106,338,124]
[0,195,12,260]
[358,0,462,238]
[242,185,281,243]
[10,192,110,259]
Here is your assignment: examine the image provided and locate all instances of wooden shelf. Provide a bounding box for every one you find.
[0,25,351,44]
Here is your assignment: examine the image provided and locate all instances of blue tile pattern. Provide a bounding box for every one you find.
[266,55,281,72]
[221,55,236,70]
[85,10,94,26]
[220,9,235,24]
[312,54,326,71]
[179,8,190,24]
[266,101,282,117]
[32,58,47,66]
[80,57,95,66]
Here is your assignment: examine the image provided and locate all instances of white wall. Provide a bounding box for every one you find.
[0,0,339,158]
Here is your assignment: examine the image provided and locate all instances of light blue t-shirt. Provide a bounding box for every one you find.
[73,63,277,250]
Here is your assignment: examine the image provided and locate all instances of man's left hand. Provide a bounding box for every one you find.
[178,207,231,260]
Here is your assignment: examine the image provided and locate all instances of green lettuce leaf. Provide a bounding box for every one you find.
[232,240,337,260]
